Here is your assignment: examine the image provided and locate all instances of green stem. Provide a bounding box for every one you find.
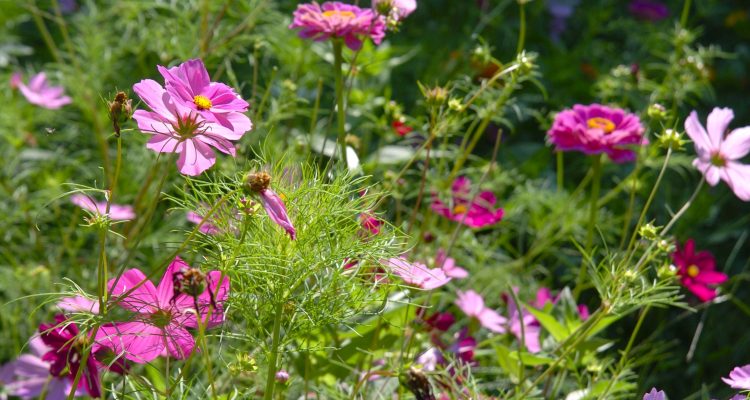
[516,1,526,55]
[556,151,563,193]
[264,302,284,400]
[625,148,672,255]
[575,154,602,297]
[680,0,692,27]
[598,305,650,398]
[333,39,348,166]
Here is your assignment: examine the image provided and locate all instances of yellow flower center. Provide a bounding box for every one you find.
[453,204,468,214]
[323,10,356,19]
[687,264,700,278]
[193,95,212,110]
[587,117,616,134]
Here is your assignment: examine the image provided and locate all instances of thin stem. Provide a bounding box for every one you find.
[516,1,526,54]
[264,302,284,400]
[556,151,564,193]
[574,154,602,297]
[599,305,650,398]
[680,0,692,27]
[625,148,672,255]
[332,39,348,166]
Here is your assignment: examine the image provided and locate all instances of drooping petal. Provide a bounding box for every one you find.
[260,189,296,240]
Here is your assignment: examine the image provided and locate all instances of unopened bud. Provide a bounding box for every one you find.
[647,103,667,120]
[246,172,271,193]
[638,223,660,240]
[657,264,678,279]
[657,129,686,151]
[275,369,290,383]
[448,98,463,112]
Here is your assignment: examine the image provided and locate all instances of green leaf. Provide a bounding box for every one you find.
[526,304,571,341]
[508,351,555,366]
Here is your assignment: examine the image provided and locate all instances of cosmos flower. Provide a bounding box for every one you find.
[629,0,669,22]
[359,213,382,236]
[384,257,452,290]
[505,293,541,353]
[70,194,135,221]
[11,72,72,109]
[671,239,727,302]
[434,249,468,279]
[455,290,506,333]
[547,104,646,163]
[431,177,504,228]
[246,172,297,240]
[642,388,667,400]
[684,107,750,201]
[289,2,387,51]
[39,316,101,398]
[723,365,750,390]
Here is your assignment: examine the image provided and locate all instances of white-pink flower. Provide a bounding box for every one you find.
[384,257,451,290]
[722,364,750,390]
[455,290,507,333]
[12,72,72,109]
[71,194,135,221]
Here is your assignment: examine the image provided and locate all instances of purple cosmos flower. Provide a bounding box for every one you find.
[455,290,506,333]
[289,2,387,51]
[372,0,417,20]
[158,59,252,135]
[435,249,468,279]
[684,107,750,201]
[11,72,72,109]
[547,104,647,163]
[723,365,750,390]
[643,388,667,400]
[384,257,452,290]
[95,257,229,364]
[70,194,135,221]
[672,239,727,302]
[629,0,669,22]
[39,316,101,398]
[431,177,504,228]
[246,172,297,240]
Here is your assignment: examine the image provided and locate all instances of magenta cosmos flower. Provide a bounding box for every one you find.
[246,172,297,240]
[71,194,135,221]
[685,107,750,201]
[39,315,101,398]
[11,72,72,109]
[289,2,387,51]
[671,239,727,302]
[95,257,229,363]
[455,290,507,333]
[431,177,504,228]
[547,104,646,163]
[723,364,750,390]
[384,257,451,290]
[158,59,252,135]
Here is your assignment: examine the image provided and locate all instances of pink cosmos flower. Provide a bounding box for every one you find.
[643,388,666,400]
[158,59,252,135]
[684,107,750,201]
[671,239,727,302]
[435,249,468,279]
[723,365,750,390]
[95,257,229,364]
[372,0,417,20]
[359,213,382,236]
[455,290,506,333]
[505,293,541,353]
[246,172,297,240]
[289,2,387,51]
[431,177,504,228]
[39,315,101,398]
[71,194,135,221]
[384,257,451,290]
[187,211,222,235]
[547,104,646,163]
[58,296,99,314]
[11,72,72,109]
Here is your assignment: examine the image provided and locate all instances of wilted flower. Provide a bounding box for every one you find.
[455,290,507,333]
[11,72,72,109]
[684,107,750,201]
[384,257,451,290]
[547,104,647,163]
[643,388,667,400]
[722,364,750,390]
[245,172,297,240]
[629,0,669,22]
[671,239,727,302]
[71,194,135,221]
[289,2,387,51]
[431,177,504,228]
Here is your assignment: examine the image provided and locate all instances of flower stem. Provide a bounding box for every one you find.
[556,151,564,193]
[333,39,348,166]
[516,1,526,55]
[264,301,284,400]
[625,148,672,255]
[680,0,692,27]
[574,154,602,297]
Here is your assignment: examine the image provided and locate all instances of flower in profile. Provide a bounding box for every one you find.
[431,177,504,228]
[246,172,297,240]
[384,257,451,290]
[71,194,135,221]
[643,388,667,400]
[96,257,229,363]
[11,72,72,109]
[684,107,750,201]
[435,249,468,279]
[547,104,646,163]
[629,0,669,22]
[722,364,750,390]
[158,59,252,135]
[455,290,506,333]
[289,2,387,51]
[671,239,727,302]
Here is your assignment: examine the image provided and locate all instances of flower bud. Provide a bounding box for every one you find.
[657,264,678,280]
[275,369,290,383]
[638,223,660,240]
[647,103,667,120]
[657,128,686,151]
[246,172,271,193]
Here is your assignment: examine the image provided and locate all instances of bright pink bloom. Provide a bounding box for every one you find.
[435,249,468,279]
[547,104,646,163]
[259,189,297,240]
[39,315,101,398]
[95,257,229,363]
[684,107,750,201]
[360,213,382,236]
[158,59,252,135]
[289,2,387,51]
[1,335,81,399]
[643,388,666,400]
[423,311,455,332]
[455,290,506,333]
[71,194,135,221]
[431,177,504,228]
[373,0,417,19]
[12,72,72,109]
[384,257,451,290]
[671,239,727,302]
[723,364,750,390]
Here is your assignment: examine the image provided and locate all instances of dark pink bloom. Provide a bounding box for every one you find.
[384,257,452,290]
[95,257,229,363]
[39,315,101,398]
[289,2,387,51]
[455,290,506,333]
[723,364,750,390]
[435,249,468,279]
[12,72,72,109]
[431,177,504,228]
[684,107,750,201]
[547,104,646,163]
[423,311,455,332]
[629,0,668,21]
[671,239,727,302]
[158,59,252,135]
[71,194,135,221]
[359,213,382,236]
[259,189,297,240]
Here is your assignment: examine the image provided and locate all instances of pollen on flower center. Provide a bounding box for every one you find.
[587,117,616,133]
[453,204,468,214]
[193,95,212,110]
[687,264,700,278]
[322,10,356,19]
[710,152,727,167]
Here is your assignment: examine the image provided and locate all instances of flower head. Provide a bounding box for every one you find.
[629,0,669,22]
[39,316,102,398]
[547,104,646,163]
[722,364,750,390]
[384,257,451,290]
[643,388,667,400]
[431,177,504,228]
[505,292,541,353]
[359,213,382,236]
[684,107,750,201]
[12,72,72,109]
[71,194,135,221]
[435,249,468,279]
[289,2,387,51]
[671,239,727,302]
[455,290,506,333]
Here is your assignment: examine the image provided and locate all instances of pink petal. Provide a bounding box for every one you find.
[722,127,750,160]
[260,189,296,240]
[155,257,193,307]
[176,139,216,176]
[722,161,750,201]
[95,322,164,364]
[108,269,159,314]
[164,325,195,359]
[133,79,174,117]
[146,134,181,153]
[684,111,712,158]
[706,107,734,149]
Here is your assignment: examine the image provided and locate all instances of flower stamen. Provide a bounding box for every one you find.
[322,10,356,18]
[587,117,616,134]
[687,264,700,278]
[193,95,212,110]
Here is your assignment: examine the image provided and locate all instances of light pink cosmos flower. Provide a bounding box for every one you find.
[95,257,229,364]
[372,0,417,20]
[186,211,222,235]
[547,104,646,163]
[684,107,750,201]
[642,388,666,400]
[11,72,72,109]
[71,194,135,221]
[158,59,252,135]
[289,2,387,51]
[384,257,451,290]
[431,177,504,228]
[455,290,507,333]
[506,292,541,353]
[722,364,750,390]
[435,249,468,279]
[58,296,99,314]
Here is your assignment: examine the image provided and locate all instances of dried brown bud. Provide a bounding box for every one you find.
[246,172,271,193]
[109,91,133,137]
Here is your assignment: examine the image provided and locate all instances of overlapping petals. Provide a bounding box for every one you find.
[431,177,504,228]
[671,239,727,302]
[289,2,387,51]
[12,72,72,109]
